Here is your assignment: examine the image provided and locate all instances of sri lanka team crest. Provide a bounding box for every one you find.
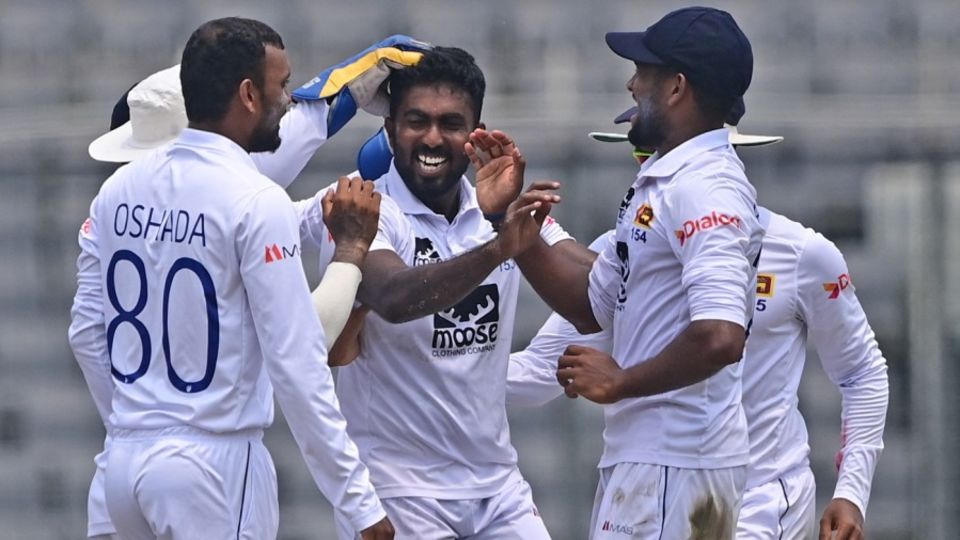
[633,203,654,228]
[756,274,775,297]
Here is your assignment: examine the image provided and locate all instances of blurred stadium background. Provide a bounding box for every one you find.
[1,0,957,538]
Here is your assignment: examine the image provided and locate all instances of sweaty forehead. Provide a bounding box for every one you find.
[398,83,475,117]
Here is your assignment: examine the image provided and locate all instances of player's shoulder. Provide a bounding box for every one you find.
[772,214,848,277]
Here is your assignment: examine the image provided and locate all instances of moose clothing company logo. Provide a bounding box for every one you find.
[414,237,442,266]
[431,284,500,358]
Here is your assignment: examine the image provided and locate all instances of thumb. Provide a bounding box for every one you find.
[819,514,835,540]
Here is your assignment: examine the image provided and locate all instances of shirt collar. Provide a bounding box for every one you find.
[173,128,256,169]
[636,128,733,180]
[381,161,480,218]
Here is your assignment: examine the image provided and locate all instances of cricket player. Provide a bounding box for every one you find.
[484,7,764,538]
[509,125,889,540]
[298,45,571,539]
[68,17,393,539]
[78,38,428,540]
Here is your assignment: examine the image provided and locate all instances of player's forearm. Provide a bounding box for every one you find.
[613,319,744,399]
[833,360,889,517]
[516,238,598,333]
[311,262,363,348]
[358,240,505,323]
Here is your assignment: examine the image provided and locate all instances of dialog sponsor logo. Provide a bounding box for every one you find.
[674,211,743,246]
[823,273,851,299]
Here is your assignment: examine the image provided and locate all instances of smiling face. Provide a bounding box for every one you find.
[386,83,477,205]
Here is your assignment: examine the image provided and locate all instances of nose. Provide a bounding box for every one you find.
[422,123,443,147]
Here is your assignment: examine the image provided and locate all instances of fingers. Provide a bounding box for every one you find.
[526,180,561,192]
[465,142,485,171]
[321,189,335,216]
[819,516,834,540]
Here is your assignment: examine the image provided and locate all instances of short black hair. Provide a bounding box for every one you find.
[180,17,284,123]
[652,65,736,124]
[388,46,486,123]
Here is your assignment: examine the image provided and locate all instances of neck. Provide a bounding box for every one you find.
[188,120,250,152]
[656,116,723,156]
[422,184,461,223]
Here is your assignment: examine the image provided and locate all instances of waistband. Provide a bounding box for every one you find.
[111,425,263,442]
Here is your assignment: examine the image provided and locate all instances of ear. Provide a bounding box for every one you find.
[238,79,259,114]
[665,73,687,107]
[384,116,396,148]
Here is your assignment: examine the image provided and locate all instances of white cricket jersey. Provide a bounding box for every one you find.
[68,128,384,530]
[743,208,888,516]
[588,128,763,470]
[330,163,571,499]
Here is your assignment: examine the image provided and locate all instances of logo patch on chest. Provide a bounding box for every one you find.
[414,237,442,266]
[431,284,500,356]
[756,273,775,297]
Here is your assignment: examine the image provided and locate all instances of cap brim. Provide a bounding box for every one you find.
[589,132,629,143]
[605,32,665,64]
[87,122,173,163]
[726,125,784,147]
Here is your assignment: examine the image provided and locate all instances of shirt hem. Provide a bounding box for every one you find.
[598,450,749,470]
[373,467,523,500]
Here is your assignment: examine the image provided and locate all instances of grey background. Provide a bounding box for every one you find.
[1,0,958,538]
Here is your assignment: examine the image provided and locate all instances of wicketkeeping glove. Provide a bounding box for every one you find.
[293,35,431,136]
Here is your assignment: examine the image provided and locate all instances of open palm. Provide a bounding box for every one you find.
[466,129,525,215]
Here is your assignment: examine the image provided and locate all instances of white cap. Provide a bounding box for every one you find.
[88,64,186,163]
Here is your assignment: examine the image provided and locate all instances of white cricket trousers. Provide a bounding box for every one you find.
[334,476,550,539]
[105,426,277,540]
[736,467,816,539]
[589,462,747,540]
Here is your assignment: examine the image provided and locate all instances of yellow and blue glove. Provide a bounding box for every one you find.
[293,35,431,137]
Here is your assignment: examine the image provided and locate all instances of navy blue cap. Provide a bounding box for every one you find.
[606,6,753,99]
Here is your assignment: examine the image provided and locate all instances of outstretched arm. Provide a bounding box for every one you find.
[359,185,557,323]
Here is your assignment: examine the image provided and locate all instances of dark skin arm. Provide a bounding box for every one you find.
[557,319,745,403]
[327,305,370,367]
[515,237,601,334]
[467,127,602,334]
[357,186,558,324]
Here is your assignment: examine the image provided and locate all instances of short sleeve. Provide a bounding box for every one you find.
[661,175,760,326]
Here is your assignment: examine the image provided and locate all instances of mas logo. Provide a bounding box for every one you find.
[633,203,654,228]
[823,273,851,299]
[432,284,499,356]
[756,273,775,297]
[414,237,442,266]
[674,211,743,247]
[264,243,300,263]
[600,521,635,535]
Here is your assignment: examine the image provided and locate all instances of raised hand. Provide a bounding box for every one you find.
[557,345,626,404]
[321,177,382,267]
[493,180,560,260]
[359,515,395,540]
[466,129,524,215]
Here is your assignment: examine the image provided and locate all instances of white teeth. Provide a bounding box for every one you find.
[417,155,447,166]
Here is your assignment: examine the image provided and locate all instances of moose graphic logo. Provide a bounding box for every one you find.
[414,237,442,266]
[431,284,500,352]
